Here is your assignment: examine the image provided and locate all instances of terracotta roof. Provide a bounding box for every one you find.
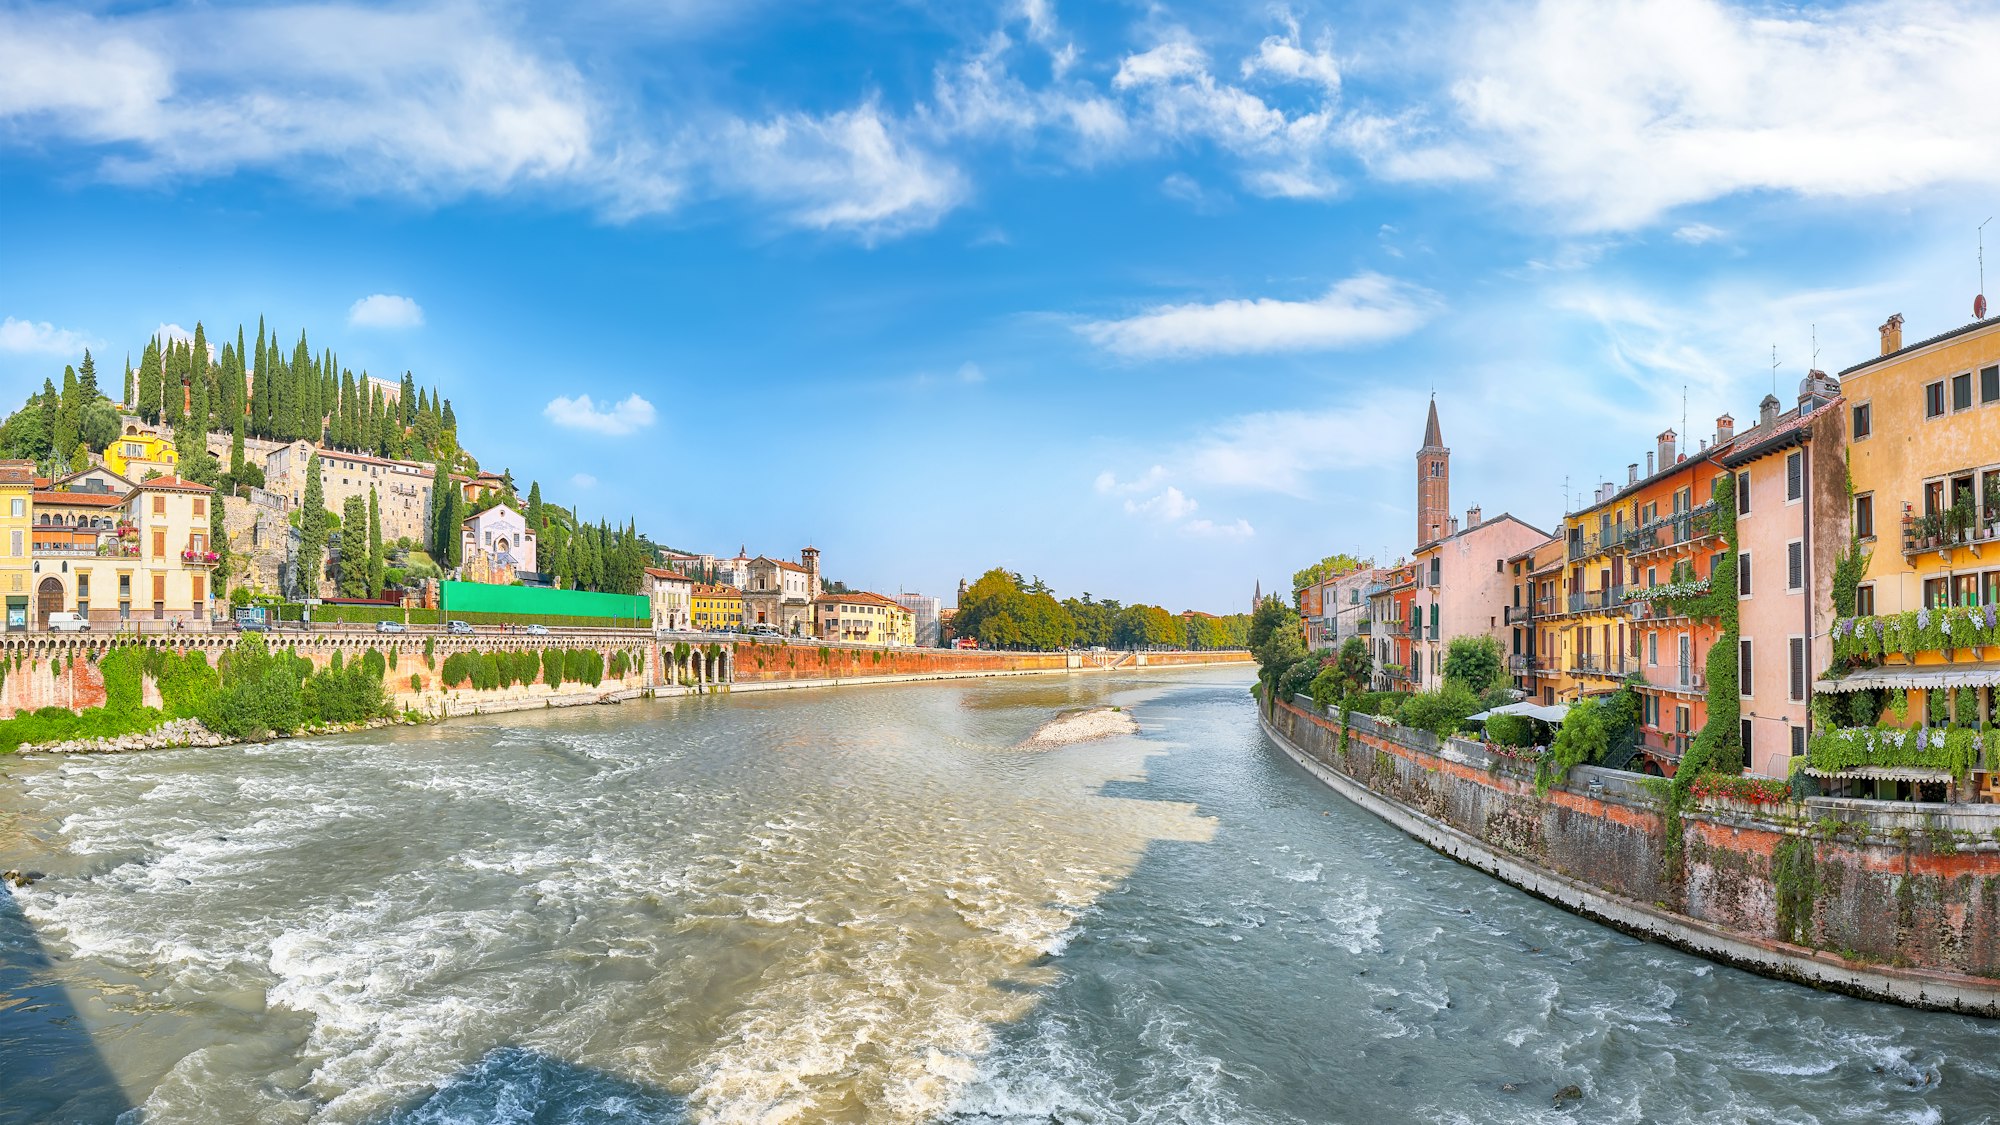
[57,466,136,490]
[751,555,810,573]
[34,490,126,507]
[815,590,907,610]
[644,567,693,582]
[135,475,213,493]
[1718,396,1843,467]
[1838,316,2000,378]
[695,583,743,597]
[317,448,433,472]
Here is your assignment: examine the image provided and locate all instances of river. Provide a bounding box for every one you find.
[1,668,1993,1123]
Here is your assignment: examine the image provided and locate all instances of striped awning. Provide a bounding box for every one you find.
[1817,661,2000,693]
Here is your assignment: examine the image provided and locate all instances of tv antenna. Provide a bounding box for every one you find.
[1980,217,1993,321]
[1811,324,1819,370]
[1770,344,1779,397]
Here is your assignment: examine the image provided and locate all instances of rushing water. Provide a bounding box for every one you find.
[1,669,1996,1124]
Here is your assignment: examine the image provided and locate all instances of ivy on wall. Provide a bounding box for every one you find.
[1663,472,1744,879]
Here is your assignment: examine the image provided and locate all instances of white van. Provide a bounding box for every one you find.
[47,612,90,633]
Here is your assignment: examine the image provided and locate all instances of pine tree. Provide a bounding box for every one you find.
[78,349,98,400]
[297,452,327,597]
[137,340,162,423]
[367,487,384,597]
[442,398,457,433]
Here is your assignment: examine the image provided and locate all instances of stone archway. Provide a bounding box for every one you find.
[36,577,63,630]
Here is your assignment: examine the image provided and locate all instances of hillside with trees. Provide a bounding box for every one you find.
[948,568,1249,651]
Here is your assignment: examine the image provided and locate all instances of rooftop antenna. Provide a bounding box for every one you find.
[1811,324,1819,370]
[1771,344,1779,398]
[1681,384,1687,448]
[1979,217,1993,321]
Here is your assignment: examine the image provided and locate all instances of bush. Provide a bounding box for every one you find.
[1486,713,1536,748]
[1537,697,1610,795]
[1398,681,1482,739]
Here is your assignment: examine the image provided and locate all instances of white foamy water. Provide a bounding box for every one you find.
[4,669,1999,1124]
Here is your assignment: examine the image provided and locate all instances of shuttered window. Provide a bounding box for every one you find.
[1787,540,1804,592]
[1736,470,1751,514]
[1791,726,1806,758]
[1737,551,1751,596]
[1788,636,1806,703]
[1739,639,1753,697]
[1786,451,1802,501]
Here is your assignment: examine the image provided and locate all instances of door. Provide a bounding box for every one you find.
[36,577,62,630]
[1677,635,1691,687]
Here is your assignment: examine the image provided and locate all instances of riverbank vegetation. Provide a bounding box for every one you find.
[949,568,1250,651]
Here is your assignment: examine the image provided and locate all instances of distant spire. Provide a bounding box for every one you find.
[1421,394,1444,450]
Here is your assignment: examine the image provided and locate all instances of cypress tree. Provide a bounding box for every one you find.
[339,493,369,597]
[234,325,248,421]
[297,452,327,597]
[210,493,230,600]
[428,460,453,559]
[161,340,184,429]
[526,481,543,531]
[367,487,384,597]
[401,374,416,426]
[442,398,457,433]
[123,354,134,408]
[189,323,209,426]
[54,365,80,457]
[229,412,246,483]
[137,340,162,422]
[78,349,98,400]
[68,441,89,475]
[37,379,59,464]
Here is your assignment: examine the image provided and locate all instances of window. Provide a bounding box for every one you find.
[1855,583,1875,617]
[190,575,204,607]
[1851,402,1872,440]
[1737,550,1752,596]
[1984,365,2000,404]
[1791,726,1806,758]
[152,530,165,558]
[153,494,166,515]
[7,530,16,557]
[77,574,88,597]
[1412,652,1423,680]
[1786,540,1804,592]
[1737,470,1752,515]
[1788,637,1806,703]
[1854,493,1874,539]
[1739,638,1753,697]
[1742,719,1754,757]
[1647,633,1658,666]
[6,499,18,518]
[1786,451,1803,501]
[1953,372,1974,411]
[192,497,205,517]
[1926,380,1946,418]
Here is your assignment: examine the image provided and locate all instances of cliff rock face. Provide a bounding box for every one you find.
[222,487,291,596]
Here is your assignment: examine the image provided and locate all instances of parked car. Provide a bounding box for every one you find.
[46,612,90,633]
[750,623,779,636]
[524,623,549,635]
[375,620,407,634]
[447,620,476,635]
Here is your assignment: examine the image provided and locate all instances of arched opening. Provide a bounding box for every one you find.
[36,577,64,630]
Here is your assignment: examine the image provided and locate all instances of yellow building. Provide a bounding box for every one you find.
[1822,313,2000,798]
[1554,484,1639,702]
[814,590,915,646]
[692,583,744,632]
[0,460,34,631]
[103,428,178,479]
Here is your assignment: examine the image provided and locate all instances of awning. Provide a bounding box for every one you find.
[1818,661,2000,693]
[1800,765,1956,782]
[1469,701,1572,723]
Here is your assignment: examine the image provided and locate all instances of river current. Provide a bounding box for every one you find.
[1,668,1995,1123]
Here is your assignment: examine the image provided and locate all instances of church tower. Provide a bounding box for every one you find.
[1417,397,1450,547]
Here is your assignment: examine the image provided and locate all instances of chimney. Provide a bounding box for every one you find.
[1646,451,1655,476]
[1657,429,1677,469]
[1628,463,1639,485]
[1880,313,1904,355]
[1716,414,1735,444]
[1759,393,1781,426]
[1466,504,1482,527]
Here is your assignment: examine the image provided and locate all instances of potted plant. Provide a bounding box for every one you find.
[1951,495,1977,545]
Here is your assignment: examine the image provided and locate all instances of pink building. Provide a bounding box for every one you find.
[1412,507,1555,691]
[1721,383,1845,778]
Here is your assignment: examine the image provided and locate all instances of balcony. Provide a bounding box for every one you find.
[1564,587,1627,614]
[1570,653,1639,678]
[1534,596,1559,616]
[1645,670,1706,694]
[1902,506,2000,559]
[1626,504,1719,557]
[1566,534,1599,562]
[1504,604,1533,624]
[1354,619,1373,636]
[181,549,221,567]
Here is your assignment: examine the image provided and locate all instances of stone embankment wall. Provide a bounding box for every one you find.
[1263,694,2000,1015]
[726,639,1250,689]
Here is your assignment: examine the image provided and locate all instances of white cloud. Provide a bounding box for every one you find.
[1673,222,1727,245]
[153,322,193,345]
[347,293,425,329]
[956,361,986,384]
[0,316,90,355]
[1241,20,1340,93]
[1185,517,1255,538]
[570,472,598,489]
[1094,465,1169,495]
[1080,272,1435,359]
[543,392,658,436]
[1437,0,2000,230]
[1113,41,1210,89]
[716,101,963,238]
[1124,485,1199,521]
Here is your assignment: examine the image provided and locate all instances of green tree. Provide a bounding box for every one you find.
[77,349,98,400]
[296,453,327,598]
[53,365,80,459]
[137,339,163,423]
[79,400,119,452]
[338,494,369,596]
[1441,635,1506,694]
[367,487,384,597]
[67,441,89,474]
[122,354,134,407]
[1291,553,1374,605]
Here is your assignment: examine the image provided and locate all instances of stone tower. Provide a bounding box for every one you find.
[1417,397,1450,547]
[801,545,821,600]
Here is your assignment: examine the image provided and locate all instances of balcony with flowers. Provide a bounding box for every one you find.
[181,549,221,567]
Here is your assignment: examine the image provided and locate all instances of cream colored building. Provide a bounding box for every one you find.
[30,475,218,630]
[265,442,435,544]
[814,590,915,646]
[645,567,695,631]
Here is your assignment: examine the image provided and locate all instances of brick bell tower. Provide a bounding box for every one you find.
[1417,396,1449,547]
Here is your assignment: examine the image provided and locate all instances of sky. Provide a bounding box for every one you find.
[4,0,2000,612]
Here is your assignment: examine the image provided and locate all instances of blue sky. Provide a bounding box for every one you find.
[3,0,1999,611]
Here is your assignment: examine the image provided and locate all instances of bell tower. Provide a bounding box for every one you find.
[1417,396,1450,546]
